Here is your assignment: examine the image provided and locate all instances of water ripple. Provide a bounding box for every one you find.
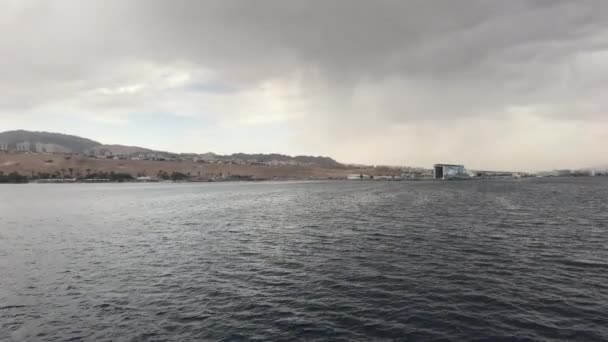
[1,179,608,341]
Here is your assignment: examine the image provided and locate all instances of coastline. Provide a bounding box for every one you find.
[0,152,405,184]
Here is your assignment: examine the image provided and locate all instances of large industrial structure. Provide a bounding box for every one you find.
[433,164,468,180]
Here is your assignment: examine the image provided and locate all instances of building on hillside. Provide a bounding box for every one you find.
[16,142,31,152]
[434,164,468,180]
[0,143,8,151]
[34,143,71,154]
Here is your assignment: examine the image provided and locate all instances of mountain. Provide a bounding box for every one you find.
[86,144,155,156]
[0,130,101,153]
[226,153,342,167]
[293,155,342,167]
[0,130,343,167]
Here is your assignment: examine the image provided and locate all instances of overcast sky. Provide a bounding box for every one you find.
[1,0,608,171]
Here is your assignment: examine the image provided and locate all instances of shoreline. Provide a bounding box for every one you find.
[2,176,602,185]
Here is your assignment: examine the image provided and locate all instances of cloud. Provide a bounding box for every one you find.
[1,0,608,170]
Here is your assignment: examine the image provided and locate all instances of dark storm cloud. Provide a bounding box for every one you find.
[3,1,608,113]
[125,0,608,85]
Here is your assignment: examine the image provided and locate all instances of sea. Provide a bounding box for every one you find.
[1,178,607,341]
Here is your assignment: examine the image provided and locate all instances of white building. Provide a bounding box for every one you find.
[0,143,8,151]
[16,142,31,152]
[34,143,71,154]
[434,164,468,180]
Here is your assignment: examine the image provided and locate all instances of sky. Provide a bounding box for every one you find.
[1,0,608,171]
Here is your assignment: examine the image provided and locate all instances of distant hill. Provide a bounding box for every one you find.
[0,130,344,167]
[0,130,101,153]
[226,153,342,167]
[293,155,342,167]
[87,144,155,156]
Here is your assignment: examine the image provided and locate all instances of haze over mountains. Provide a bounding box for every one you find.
[0,130,342,167]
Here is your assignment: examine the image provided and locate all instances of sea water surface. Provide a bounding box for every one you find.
[1,178,608,341]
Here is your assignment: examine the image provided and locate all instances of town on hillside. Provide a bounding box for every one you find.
[0,130,605,183]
